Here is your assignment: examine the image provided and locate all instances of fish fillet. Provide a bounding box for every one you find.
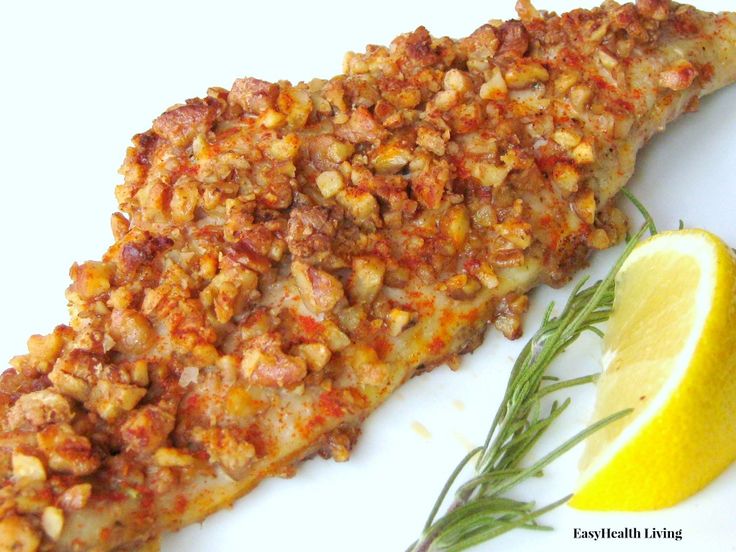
[1,1,735,550]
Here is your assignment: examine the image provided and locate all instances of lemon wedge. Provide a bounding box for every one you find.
[570,229,736,511]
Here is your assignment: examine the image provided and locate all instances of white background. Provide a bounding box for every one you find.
[1,1,735,551]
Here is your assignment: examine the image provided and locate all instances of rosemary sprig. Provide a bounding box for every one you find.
[407,197,657,552]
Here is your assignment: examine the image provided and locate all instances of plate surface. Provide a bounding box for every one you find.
[1,1,734,550]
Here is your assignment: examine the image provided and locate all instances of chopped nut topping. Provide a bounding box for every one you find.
[41,506,64,541]
[372,144,412,175]
[495,219,533,250]
[343,345,388,387]
[597,49,619,69]
[476,263,500,289]
[637,0,670,20]
[294,343,332,371]
[572,140,596,164]
[11,453,46,482]
[552,128,582,149]
[37,424,99,476]
[200,263,259,324]
[286,205,337,258]
[589,228,612,249]
[416,126,447,156]
[87,380,146,422]
[7,390,73,431]
[440,205,470,250]
[335,189,380,225]
[192,427,256,480]
[154,447,195,468]
[504,60,549,89]
[170,177,200,224]
[70,261,114,299]
[569,84,593,111]
[659,59,698,90]
[230,77,279,114]
[152,98,220,147]
[109,309,154,354]
[322,321,351,352]
[551,162,581,195]
[336,106,387,143]
[347,256,386,305]
[292,260,345,314]
[241,334,308,388]
[268,133,300,161]
[120,405,175,454]
[224,385,267,418]
[58,483,92,510]
[471,161,511,188]
[494,294,529,339]
[479,66,509,100]
[574,189,598,225]
[278,84,313,129]
[554,71,579,95]
[443,69,473,93]
[0,516,40,552]
[26,332,63,365]
[316,170,345,198]
[430,89,459,112]
[387,309,413,336]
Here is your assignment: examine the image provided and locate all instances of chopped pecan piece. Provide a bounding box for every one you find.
[192,427,256,480]
[393,26,439,73]
[0,516,40,552]
[378,78,422,109]
[286,205,337,258]
[336,106,388,144]
[277,84,313,129]
[493,294,529,339]
[154,447,195,468]
[315,170,345,198]
[241,333,308,388]
[152,97,220,147]
[347,256,386,305]
[636,0,670,20]
[120,405,176,455]
[293,343,332,372]
[659,60,698,90]
[342,345,388,387]
[47,350,99,402]
[119,233,174,273]
[58,483,92,510]
[11,453,46,481]
[37,424,100,476]
[410,156,450,209]
[26,331,64,366]
[372,144,412,175]
[41,506,64,541]
[229,77,280,113]
[291,260,344,314]
[70,261,115,299]
[86,380,146,422]
[335,188,380,226]
[109,309,154,354]
[7,390,73,431]
[495,21,529,62]
[200,263,259,324]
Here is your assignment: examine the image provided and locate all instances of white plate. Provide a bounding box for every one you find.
[1,2,734,551]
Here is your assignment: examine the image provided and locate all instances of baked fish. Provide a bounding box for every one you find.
[1,1,735,550]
